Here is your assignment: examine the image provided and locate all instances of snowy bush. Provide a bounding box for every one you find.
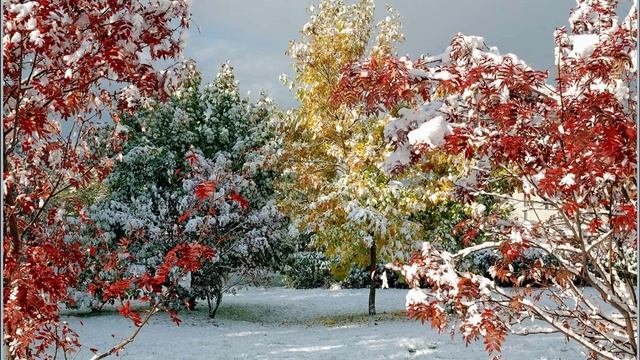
[458,250,501,280]
[281,251,334,289]
[341,265,408,289]
[82,61,288,318]
[459,249,556,287]
[340,266,370,289]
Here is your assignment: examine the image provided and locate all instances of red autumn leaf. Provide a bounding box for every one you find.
[228,192,249,210]
[177,210,191,223]
[185,152,199,167]
[168,311,182,326]
[103,279,132,299]
[118,302,142,326]
[194,181,216,200]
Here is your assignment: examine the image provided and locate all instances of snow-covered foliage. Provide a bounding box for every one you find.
[334,0,638,358]
[281,0,496,314]
[84,62,287,318]
[281,251,334,289]
[278,0,437,315]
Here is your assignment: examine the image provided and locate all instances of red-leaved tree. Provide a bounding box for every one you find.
[2,1,214,358]
[333,1,637,359]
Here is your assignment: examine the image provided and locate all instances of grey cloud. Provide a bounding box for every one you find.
[185,0,583,108]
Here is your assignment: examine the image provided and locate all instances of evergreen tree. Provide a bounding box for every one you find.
[86,62,287,318]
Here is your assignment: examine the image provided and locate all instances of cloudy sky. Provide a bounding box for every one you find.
[184,0,578,108]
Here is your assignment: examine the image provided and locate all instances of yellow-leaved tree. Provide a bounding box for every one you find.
[276,0,434,315]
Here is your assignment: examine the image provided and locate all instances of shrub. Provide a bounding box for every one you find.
[341,264,409,289]
[340,266,370,289]
[281,252,333,289]
[83,63,287,319]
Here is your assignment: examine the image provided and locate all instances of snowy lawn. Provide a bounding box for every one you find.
[63,287,584,359]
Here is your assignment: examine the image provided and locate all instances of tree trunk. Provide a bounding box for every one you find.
[207,288,223,319]
[4,161,20,360]
[186,295,197,311]
[5,345,14,360]
[368,243,377,316]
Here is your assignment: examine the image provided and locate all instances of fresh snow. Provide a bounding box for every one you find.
[569,34,600,58]
[62,287,583,359]
[559,173,576,187]
[407,116,452,148]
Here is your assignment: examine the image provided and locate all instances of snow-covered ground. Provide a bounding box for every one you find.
[63,287,584,359]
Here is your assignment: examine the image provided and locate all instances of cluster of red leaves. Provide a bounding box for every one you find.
[2,0,193,358]
[194,181,217,200]
[402,248,509,354]
[474,310,507,354]
[191,183,249,211]
[87,242,215,327]
[2,232,85,356]
[407,301,447,330]
[407,295,505,355]
[332,55,431,115]
[228,191,250,210]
